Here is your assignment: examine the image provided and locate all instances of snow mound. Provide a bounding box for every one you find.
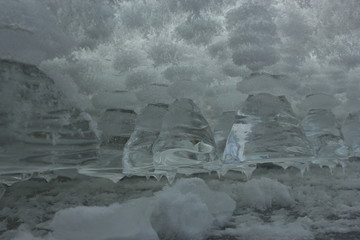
[14,178,235,240]
[232,177,294,211]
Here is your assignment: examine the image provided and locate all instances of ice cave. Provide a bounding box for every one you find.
[1,0,360,239]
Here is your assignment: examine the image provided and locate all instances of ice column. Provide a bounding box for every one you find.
[152,99,217,175]
[98,109,137,146]
[214,111,236,155]
[302,109,349,159]
[0,60,100,184]
[123,103,168,176]
[341,112,360,158]
[223,93,313,165]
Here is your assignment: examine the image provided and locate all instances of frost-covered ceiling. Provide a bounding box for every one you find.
[1,0,359,119]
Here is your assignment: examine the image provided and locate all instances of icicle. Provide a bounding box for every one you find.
[153,174,163,181]
[241,164,256,180]
[166,172,176,184]
[339,160,346,174]
[77,168,125,183]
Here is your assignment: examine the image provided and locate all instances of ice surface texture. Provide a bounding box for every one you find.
[214,111,236,154]
[302,109,349,158]
[98,108,136,146]
[0,60,100,184]
[123,103,168,175]
[341,112,360,157]
[223,93,313,164]
[152,99,217,173]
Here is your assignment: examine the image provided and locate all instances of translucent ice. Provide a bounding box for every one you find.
[341,112,360,157]
[301,109,349,158]
[0,60,100,184]
[97,109,137,146]
[152,99,217,174]
[214,111,236,155]
[223,93,313,164]
[123,103,168,175]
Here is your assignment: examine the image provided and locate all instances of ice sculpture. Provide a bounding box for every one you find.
[222,93,313,172]
[152,99,217,178]
[341,112,360,158]
[301,109,349,160]
[123,103,168,176]
[0,60,100,184]
[98,109,136,146]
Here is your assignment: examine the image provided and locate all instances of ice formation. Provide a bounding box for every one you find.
[0,60,99,185]
[341,112,360,158]
[214,111,236,154]
[123,103,168,176]
[301,109,349,159]
[222,94,313,168]
[152,99,217,179]
[0,0,359,183]
[98,108,136,146]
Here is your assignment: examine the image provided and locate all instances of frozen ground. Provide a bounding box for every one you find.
[1,160,360,240]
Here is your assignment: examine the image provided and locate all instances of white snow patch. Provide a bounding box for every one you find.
[226,177,295,210]
[13,178,235,240]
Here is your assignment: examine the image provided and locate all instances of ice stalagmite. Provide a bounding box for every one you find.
[341,112,360,158]
[123,103,168,176]
[222,93,312,171]
[152,99,217,179]
[214,111,236,155]
[98,109,136,146]
[302,109,349,159]
[0,60,100,185]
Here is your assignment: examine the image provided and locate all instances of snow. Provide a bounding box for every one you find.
[8,178,235,240]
